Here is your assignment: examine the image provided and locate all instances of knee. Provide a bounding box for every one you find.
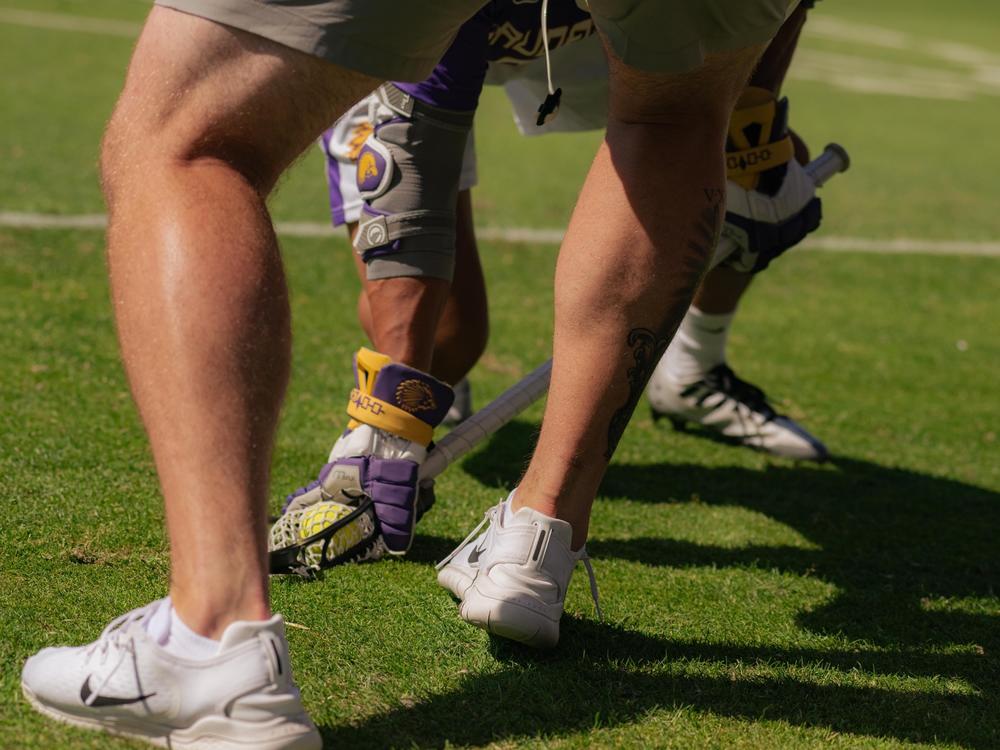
[100,101,282,213]
[355,85,475,284]
[99,104,136,212]
[606,43,766,133]
[99,99,188,213]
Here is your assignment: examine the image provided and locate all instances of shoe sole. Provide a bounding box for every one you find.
[651,407,828,461]
[437,565,476,601]
[460,583,560,649]
[22,683,321,750]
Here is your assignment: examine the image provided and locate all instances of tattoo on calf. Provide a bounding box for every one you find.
[603,191,723,460]
[604,327,672,459]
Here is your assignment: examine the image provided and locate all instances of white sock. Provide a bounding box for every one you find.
[168,609,220,659]
[663,306,735,384]
[144,597,172,646]
[501,488,522,525]
[143,598,220,659]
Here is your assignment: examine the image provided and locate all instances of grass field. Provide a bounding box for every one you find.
[1,1,999,749]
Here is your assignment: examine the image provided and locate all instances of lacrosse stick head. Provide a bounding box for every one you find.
[268,494,384,576]
[268,474,438,577]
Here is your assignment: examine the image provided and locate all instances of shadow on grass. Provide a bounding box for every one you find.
[463,420,999,650]
[361,419,1000,749]
[321,617,997,749]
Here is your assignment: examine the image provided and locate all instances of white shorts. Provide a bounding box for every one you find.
[491,34,609,136]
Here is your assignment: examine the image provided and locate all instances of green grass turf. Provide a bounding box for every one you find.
[1,1,999,749]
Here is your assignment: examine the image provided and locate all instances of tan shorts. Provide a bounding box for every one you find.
[584,0,798,72]
[155,0,798,81]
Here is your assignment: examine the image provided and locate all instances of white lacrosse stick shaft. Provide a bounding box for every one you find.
[420,359,552,480]
[804,142,851,186]
[420,143,849,481]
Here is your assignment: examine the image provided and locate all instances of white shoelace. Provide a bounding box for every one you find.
[577,549,603,621]
[435,502,500,571]
[81,600,162,706]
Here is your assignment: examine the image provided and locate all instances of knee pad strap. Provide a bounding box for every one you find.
[353,84,475,282]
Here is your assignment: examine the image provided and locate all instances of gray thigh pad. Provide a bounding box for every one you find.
[354,84,474,281]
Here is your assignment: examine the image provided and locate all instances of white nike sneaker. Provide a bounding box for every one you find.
[438,495,601,648]
[436,510,491,601]
[648,362,828,461]
[21,600,320,750]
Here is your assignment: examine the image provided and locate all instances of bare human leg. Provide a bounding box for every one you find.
[692,264,755,314]
[645,1,827,462]
[351,189,488,383]
[444,42,770,648]
[432,190,490,383]
[514,44,766,549]
[686,0,809,319]
[101,6,379,637]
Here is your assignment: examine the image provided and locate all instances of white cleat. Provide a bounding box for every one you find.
[438,495,601,649]
[21,600,320,750]
[648,362,828,461]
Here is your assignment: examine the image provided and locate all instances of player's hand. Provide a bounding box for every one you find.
[722,128,822,273]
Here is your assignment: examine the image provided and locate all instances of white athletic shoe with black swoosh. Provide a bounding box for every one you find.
[437,494,601,648]
[436,522,487,601]
[21,600,320,749]
[648,362,828,461]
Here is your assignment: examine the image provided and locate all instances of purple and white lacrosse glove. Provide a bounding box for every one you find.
[282,347,453,557]
[720,87,822,274]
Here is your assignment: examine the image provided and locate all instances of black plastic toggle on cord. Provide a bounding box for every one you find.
[536,87,562,127]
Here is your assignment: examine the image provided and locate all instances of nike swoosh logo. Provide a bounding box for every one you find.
[467,545,485,565]
[80,675,156,707]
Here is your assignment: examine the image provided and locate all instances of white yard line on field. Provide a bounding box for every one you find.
[806,16,1000,67]
[3,211,999,258]
[800,16,1000,101]
[0,8,141,37]
[790,49,996,101]
[0,212,108,229]
[802,236,1000,257]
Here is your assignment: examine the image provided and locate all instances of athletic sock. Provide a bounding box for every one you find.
[143,597,220,659]
[662,306,736,384]
[144,597,172,646]
[167,609,220,660]
[503,490,517,525]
